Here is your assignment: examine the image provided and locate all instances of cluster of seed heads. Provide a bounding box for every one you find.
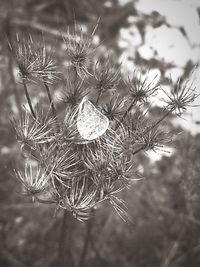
[11,23,198,221]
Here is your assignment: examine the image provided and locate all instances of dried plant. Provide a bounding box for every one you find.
[9,22,199,267]
[162,77,198,115]
[12,34,59,84]
[14,160,51,197]
[10,25,198,266]
[63,21,99,77]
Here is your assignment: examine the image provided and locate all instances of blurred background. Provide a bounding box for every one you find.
[0,0,200,266]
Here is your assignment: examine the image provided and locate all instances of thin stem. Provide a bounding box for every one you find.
[132,145,146,156]
[96,90,102,105]
[122,99,136,121]
[147,109,174,133]
[22,80,36,118]
[115,99,137,130]
[43,80,61,132]
[4,14,22,114]
[43,80,57,118]
[8,53,22,113]
[79,210,95,267]
[131,108,175,156]
[59,209,70,267]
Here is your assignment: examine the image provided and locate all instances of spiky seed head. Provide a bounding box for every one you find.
[61,73,87,107]
[162,78,199,115]
[63,22,98,77]
[137,127,171,152]
[60,178,99,221]
[13,34,59,83]
[11,108,56,150]
[125,69,159,103]
[92,60,121,93]
[102,93,125,121]
[14,161,51,196]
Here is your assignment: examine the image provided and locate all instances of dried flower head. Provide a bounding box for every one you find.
[50,148,81,183]
[92,59,121,94]
[13,34,37,82]
[102,93,125,121]
[162,78,198,115]
[123,108,151,138]
[13,34,58,83]
[32,38,59,84]
[126,69,159,103]
[14,161,51,196]
[82,141,111,180]
[137,127,171,152]
[60,178,100,221]
[61,73,86,107]
[11,108,56,150]
[63,106,83,143]
[109,157,139,186]
[63,22,98,77]
[104,125,137,158]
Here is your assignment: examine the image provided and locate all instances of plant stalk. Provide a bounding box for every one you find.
[115,99,136,130]
[59,209,70,267]
[96,90,102,105]
[4,14,22,114]
[79,211,94,267]
[43,81,57,118]
[146,109,174,133]
[132,108,175,156]
[22,80,36,118]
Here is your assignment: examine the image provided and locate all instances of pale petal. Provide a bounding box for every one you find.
[77,97,109,140]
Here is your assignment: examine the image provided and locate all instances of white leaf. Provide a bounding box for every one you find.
[77,97,109,140]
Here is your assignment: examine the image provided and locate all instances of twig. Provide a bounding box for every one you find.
[59,209,70,267]
[95,90,102,105]
[79,211,95,267]
[131,108,175,156]
[132,145,146,156]
[115,99,137,130]
[4,16,22,114]
[22,80,36,118]
[147,109,174,132]
[43,80,57,118]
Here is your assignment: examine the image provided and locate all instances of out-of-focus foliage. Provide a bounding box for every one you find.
[0,1,200,267]
[92,133,200,267]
